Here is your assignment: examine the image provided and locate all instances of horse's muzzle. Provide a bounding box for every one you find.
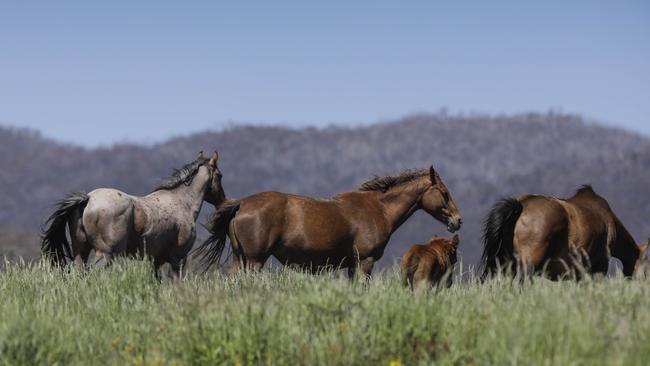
[447,217,462,233]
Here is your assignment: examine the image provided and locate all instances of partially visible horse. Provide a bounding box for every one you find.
[481,185,649,280]
[199,166,462,278]
[637,239,650,274]
[42,151,225,277]
[401,234,459,290]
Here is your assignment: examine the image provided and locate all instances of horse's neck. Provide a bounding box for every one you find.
[377,181,425,233]
[162,169,211,221]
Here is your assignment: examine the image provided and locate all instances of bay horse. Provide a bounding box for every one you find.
[198,166,462,278]
[41,151,225,277]
[401,234,459,290]
[481,185,649,280]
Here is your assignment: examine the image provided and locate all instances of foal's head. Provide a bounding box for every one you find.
[421,166,462,233]
[197,151,226,206]
[429,234,460,267]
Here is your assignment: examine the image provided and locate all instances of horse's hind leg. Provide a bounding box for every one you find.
[69,209,91,266]
[87,228,123,268]
[227,229,243,274]
[168,257,186,280]
[84,206,130,268]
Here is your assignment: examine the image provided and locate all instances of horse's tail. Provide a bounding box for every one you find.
[480,197,524,279]
[195,199,240,269]
[41,192,90,266]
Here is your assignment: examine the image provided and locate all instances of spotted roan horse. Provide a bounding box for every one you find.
[42,151,225,277]
[198,166,462,278]
[481,185,649,280]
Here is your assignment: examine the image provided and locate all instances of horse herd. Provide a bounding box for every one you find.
[42,150,649,287]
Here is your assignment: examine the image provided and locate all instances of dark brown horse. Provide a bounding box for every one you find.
[401,234,459,290]
[481,185,648,280]
[199,166,462,277]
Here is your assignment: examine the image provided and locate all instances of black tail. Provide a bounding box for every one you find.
[195,199,240,269]
[480,197,524,279]
[41,192,89,266]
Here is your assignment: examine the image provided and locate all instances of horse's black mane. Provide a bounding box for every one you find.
[359,169,429,192]
[154,159,205,191]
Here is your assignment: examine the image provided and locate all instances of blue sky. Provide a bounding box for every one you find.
[0,1,648,146]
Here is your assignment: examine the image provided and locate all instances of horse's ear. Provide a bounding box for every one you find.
[429,165,437,184]
[197,151,205,161]
[451,234,460,247]
[640,240,650,257]
[209,150,219,167]
[430,165,442,186]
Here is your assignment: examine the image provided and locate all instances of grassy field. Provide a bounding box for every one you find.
[0,260,649,366]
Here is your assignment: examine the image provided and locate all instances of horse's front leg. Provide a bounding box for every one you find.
[360,257,375,278]
[348,256,375,283]
[347,266,356,280]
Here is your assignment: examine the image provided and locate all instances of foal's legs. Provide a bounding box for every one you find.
[413,264,433,291]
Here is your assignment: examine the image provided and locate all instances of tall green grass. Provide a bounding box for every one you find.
[0,260,648,366]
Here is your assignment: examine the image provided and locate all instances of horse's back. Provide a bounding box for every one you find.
[85,188,135,216]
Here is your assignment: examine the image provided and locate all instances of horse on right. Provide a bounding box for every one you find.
[481,185,648,280]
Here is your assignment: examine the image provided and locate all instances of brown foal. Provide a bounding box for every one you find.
[401,234,459,290]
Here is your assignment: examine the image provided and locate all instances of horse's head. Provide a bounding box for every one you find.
[198,150,226,206]
[421,166,462,233]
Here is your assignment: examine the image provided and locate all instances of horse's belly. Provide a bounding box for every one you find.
[272,243,353,268]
